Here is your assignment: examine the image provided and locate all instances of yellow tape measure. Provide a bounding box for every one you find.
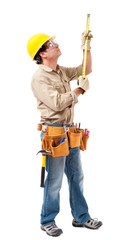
[82,14,90,79]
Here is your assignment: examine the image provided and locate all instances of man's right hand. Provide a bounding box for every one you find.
[73,87,85,97]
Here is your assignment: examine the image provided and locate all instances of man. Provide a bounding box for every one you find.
[27,32,102,237]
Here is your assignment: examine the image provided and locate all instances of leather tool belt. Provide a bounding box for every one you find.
[41,125,89,158]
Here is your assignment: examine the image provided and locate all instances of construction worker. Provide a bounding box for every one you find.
[27,32,102,237]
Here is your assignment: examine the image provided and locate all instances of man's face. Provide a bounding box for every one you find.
[44,39,62,59]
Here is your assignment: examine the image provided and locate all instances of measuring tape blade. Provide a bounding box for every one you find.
[82,14,90,79]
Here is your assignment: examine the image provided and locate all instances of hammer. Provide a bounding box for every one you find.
[37,149,52,187]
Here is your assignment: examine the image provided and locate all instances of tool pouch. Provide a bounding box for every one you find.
[68,127,89,150]
[80,135,89,151]
[68,127,84,148]
[42,132,69,158]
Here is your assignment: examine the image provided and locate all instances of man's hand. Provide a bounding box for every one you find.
[81,30,93,50]
[37,123,42,131]
[73,88,85,97]
[77,76,89,94]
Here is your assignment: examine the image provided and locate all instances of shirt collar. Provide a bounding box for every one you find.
[39,64,53,72]
[39,64,61,73]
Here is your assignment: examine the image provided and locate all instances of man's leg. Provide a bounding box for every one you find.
[64,146,91,224]
[41,155,66,226]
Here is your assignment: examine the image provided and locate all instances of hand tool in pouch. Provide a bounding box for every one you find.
[84,128,90,136]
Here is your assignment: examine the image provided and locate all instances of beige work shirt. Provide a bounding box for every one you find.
[31,64,82,124]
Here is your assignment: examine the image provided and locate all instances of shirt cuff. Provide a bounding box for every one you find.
[71,92,78,104]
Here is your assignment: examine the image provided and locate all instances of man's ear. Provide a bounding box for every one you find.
[39,51,46,58]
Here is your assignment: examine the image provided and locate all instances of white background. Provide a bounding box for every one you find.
[0,0,131,239]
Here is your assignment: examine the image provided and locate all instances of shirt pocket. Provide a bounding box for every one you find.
[53,82,66,93]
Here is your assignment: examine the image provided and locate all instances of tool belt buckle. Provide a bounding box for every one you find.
[64,126,69,132]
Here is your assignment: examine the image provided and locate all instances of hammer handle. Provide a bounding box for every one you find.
[40,167,45,188]
[40,155,46,188]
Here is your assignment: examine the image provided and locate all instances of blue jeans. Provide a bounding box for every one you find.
[40,132,91,225]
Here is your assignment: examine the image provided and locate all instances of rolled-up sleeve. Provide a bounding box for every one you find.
[31,78,78,112]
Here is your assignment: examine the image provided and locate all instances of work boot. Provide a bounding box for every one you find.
[72,218,103,230]
[41,223,63,237]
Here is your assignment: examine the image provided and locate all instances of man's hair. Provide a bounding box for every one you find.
[34,44,47,64]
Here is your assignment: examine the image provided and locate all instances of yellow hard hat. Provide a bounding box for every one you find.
[27,33,56,59]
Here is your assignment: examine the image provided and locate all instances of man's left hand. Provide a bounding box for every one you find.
[81,30,93,50]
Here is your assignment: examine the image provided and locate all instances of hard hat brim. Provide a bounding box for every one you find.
[50,36,56,39]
